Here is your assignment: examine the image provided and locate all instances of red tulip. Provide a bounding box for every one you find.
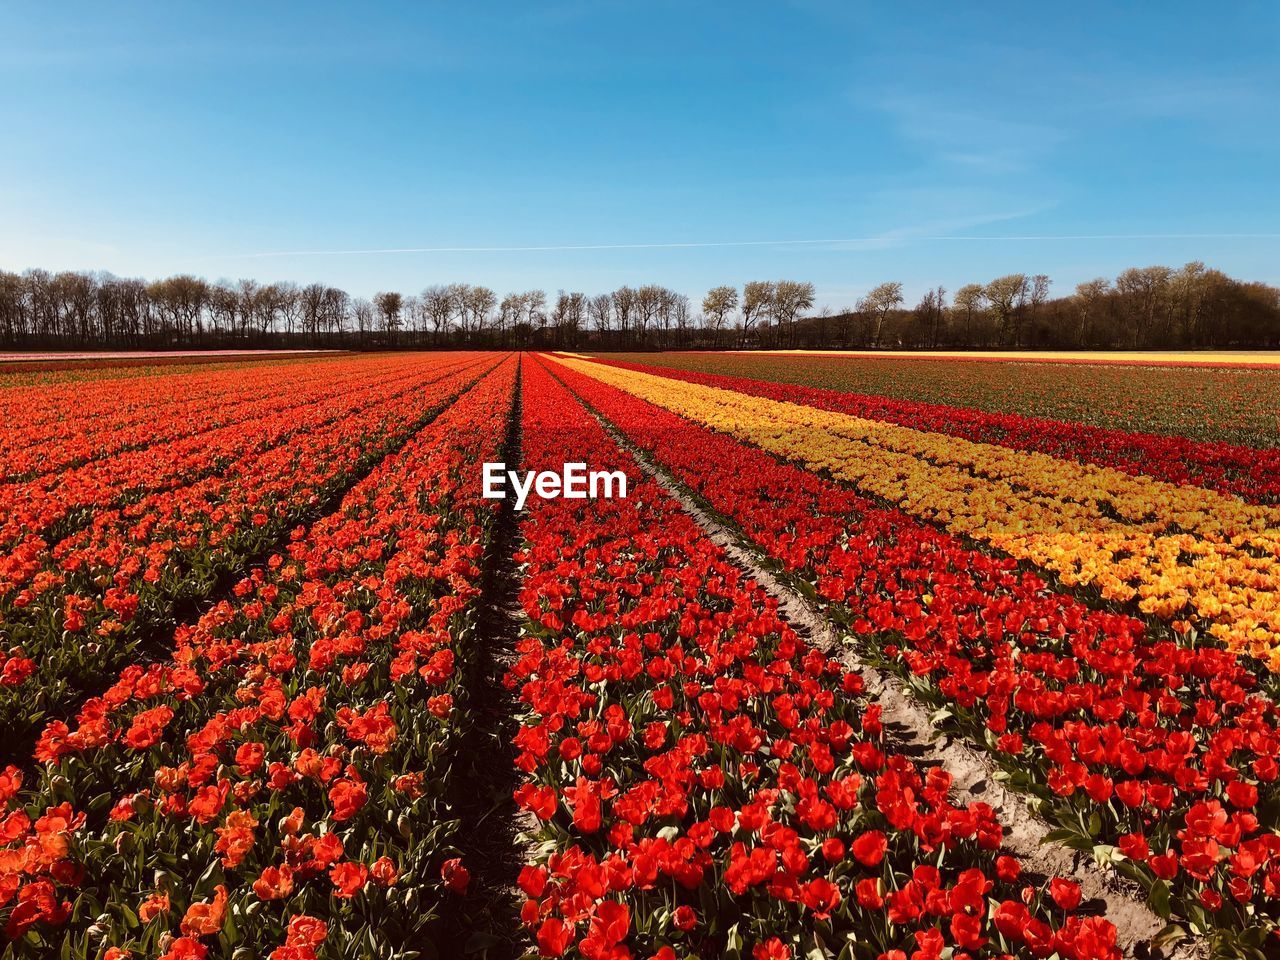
[1049,878,1082,911]
[536,918,573,957]
[441,858,471,895]
[851,830,887,867]
[328,862,368,899]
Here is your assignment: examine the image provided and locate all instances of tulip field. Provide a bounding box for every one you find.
[2,351,1278,960]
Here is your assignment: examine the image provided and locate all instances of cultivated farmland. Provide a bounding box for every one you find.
[1,350,1277,960]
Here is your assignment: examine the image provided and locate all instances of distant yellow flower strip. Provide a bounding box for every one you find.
[554,356,1280,668]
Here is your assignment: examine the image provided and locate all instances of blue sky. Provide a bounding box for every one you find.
[2,1,1278,310]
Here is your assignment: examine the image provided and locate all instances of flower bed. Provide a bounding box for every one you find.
[509,356,1120,960]
[595,353,1280,450]
[0,357,516,958]
[556,357,1280,670]
[543,354,1280,955]
[0,355,499,755]
[0,354,486,543]
[0,354,363,482]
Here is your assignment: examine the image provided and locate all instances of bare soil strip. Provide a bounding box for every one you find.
[559,377,1202,960]
[441,357,535,960]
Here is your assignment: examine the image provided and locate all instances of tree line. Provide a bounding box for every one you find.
[833,265,1280,350]
[1,263,1277,351]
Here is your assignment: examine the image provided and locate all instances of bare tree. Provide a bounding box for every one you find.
[299,283,326,342]
[984,274,1029,346]
[672,292,693,347]
[402,295,425,345]
[861,281,903,347]
[772,280,816,347]
[1073,278,1111,345]
[352,298,375,346]
[1170,262,1210,346]
[524,289,547,343]
[467,286,496,340]
[54,272,97,343]
[551,291,586,346]
[254,282,291,339]
[374,291,404,342]
[235,279,261,339]
[913,286,948,348]
[741,281,775,346]
[660,285,680,350]
[24,270,57,339]
[421,285,456,345]
[117,277,149,345]
[446,283,471,335]
[1116,265,1172,347]
[93,273,122,344]
[611,286,635,346]
[1027,274,1051,341]
[149,275,210,343]
[952,283,985,346]
[320,286,349,341]
[588,293,613,337]
[497,292,524,347]
[276,282,302,339]
[702,285,738,347]
[634,284,663,347]
[0,271,23,345]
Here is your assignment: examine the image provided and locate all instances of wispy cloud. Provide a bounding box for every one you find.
[873,96,1067,174]
[1078,72,1271,120]
[878,207,1049,240]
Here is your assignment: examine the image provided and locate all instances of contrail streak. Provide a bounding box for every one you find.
[203,233,1280,260]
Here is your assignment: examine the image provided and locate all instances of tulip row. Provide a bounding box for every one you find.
[542,355,1280,955]
[0,353,324,386]
[554,357,1280,671]
[0,351,316,458]
[0,354,314,427]
[0,354,497,758]
[0,356,517,959]
[508,356,1122,960]
[590,357,1280,505]
[601,352,1280,450]
[0,353,482,544]
[0,355,361,482]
